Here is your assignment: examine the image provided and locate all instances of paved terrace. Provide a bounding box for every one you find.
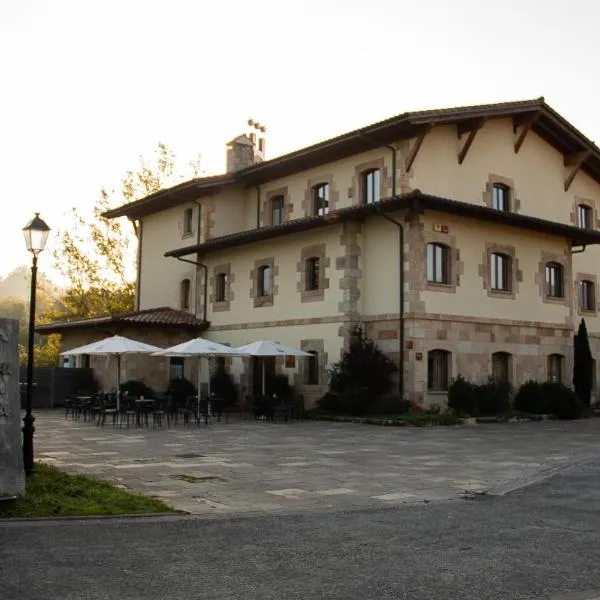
[34,410,600,515]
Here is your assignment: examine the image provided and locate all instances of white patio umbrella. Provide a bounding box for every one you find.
[151,337,239,398]
[60,335,162,411]
[233,340,312,396]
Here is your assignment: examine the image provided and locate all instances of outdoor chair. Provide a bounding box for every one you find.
[119,394,137,428]
[64,396,77,420]
[211,396,230,424]
[152,397,168,429]
[97,393,118,427]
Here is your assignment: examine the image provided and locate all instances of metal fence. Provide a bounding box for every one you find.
[19,367,97,408]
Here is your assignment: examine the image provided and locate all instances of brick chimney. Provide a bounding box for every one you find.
[225,119,266,173]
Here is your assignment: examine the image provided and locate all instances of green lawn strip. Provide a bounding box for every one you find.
[0,463,175,519]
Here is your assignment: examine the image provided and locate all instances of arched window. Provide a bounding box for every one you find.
[545,262,564,298]
[180,278,191,310]
[492,184,510,212]
[215,273,228,302]
[490,253,511,291]
[577,204,593,230]
[313,183,330,216]
[547,354,564,383]
[426,243,450,284]
[257,265,272,297]
[362,169,381,204]
[427,350,450,391]
[492,352,512,383]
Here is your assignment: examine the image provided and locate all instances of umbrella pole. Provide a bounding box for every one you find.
[262,359,266,396]
[197,357,202,422]
[116,354,121,412]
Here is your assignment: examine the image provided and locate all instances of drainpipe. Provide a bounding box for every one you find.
[358,133,405,400]
[255,185,261,228]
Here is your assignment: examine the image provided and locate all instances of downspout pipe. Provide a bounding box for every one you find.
[358,133,405,400]
[176,256,208,324]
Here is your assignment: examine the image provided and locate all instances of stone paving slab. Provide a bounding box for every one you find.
[33,410,600,516]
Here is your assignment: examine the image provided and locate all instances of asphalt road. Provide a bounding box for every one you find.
[2,459,600,600]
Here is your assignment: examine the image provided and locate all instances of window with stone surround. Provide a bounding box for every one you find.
[427,350,450,391]
[492,352,512,383]
[257,265,271,297]
[306,351,319,385]
[362,169,381,204]
[579,279,595,312]
[180,278,191,310]
[214,273,228,304]
[547,354,564,383]
[545,262,564,298]
[182,207,194,236]
[492,184,510,212]
[426,243,450,284]
[490,253,511,292]
[577,204,593,229]
[170,357,184,380]
[271,195,284,226]
[297,244,329,302]
[313,183,330,216]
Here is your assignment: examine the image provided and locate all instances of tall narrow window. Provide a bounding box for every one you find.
[579,280,595,311]
[426,243,450,284]
[215,273,228,302]
[180,278,191,310]
[492,352,511,383]
[257,265,271,297]
[306,351,319,385]
[545,262,564,298]
[305,257,320,291]
[492,184,510,212]
[547,354,564,383]
[427,350,450,391]
[183,208,194,235]
[577,204,593,230]
[490,253,510,291]
[271,195,284,226]
[313,183,330,216]
[362,169,381,204]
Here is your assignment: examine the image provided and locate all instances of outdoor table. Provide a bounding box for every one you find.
[135,399,155,427]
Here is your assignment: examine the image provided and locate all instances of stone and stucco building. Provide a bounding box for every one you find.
[39,98,600,408]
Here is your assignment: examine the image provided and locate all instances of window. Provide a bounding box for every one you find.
[215,273,228,302]
[305,257,320,291]
[490,253,510,291]
[306,351,319,385]
[492,352,511,383]
[362,169,381,204]
[313,183,330,216]
[426,243,450,284]
[492,184,510,212]
[257,265,271,297]
[577,204,593,230]
[580,280,595,311]
[271,195,284,226]
[170,357,185,380]
[180,278,191,310]
[547,354,564,383]
[183,208,194,235]
[427,350,450,391]
[545,262,564,298]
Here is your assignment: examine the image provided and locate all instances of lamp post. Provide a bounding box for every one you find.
[22,213,50,476]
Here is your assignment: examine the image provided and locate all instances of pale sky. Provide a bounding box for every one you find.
[1,0,599,282]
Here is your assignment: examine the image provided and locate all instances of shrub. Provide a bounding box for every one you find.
[267,373,293,400]
[370,394,412,416]
[317,392,340,412]
[210,366,237,406]
[573,318,593,408]
[477,378,512,416]
[328,325,397,397]
[167,377,196,401]
[448,375,479,416]
[120,379,153,398]
[514,380,583,420]
[340,384,372,416]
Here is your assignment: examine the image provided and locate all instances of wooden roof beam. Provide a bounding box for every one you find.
[564,150,591,191]
[513,111,541,154]
[405,124,433,173]
[457,118,486,165]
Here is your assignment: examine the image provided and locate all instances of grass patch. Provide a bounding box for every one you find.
[304,410,461,426]
[0,463,175,519]
[170,474,226,483]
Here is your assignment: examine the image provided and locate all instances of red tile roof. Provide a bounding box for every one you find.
[36,307,207,334]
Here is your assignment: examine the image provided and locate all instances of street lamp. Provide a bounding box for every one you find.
[22,213,50,476]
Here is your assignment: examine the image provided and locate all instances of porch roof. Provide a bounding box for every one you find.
[36,306,208,335]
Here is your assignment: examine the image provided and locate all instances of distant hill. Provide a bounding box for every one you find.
[0,266,62,300]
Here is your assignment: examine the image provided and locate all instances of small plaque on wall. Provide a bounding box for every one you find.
[285,355,296,368]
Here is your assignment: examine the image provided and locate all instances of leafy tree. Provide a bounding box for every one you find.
[573,318,594,408]
[50,142,203,322]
